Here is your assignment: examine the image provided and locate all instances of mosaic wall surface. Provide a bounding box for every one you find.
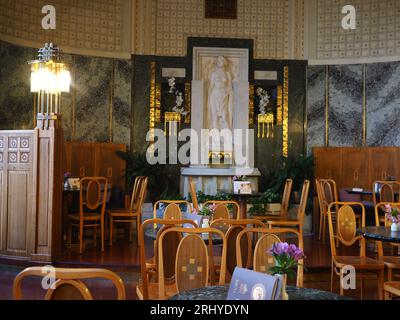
[316,0,400,60]
[307,61,400,151]
[137,0,303,59]
[0,40,131,146]
[0,0,131,57]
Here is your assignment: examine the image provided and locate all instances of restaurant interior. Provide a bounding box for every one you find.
[1,0,400,303]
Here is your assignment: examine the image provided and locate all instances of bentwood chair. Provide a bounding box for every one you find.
[384,282,400,300]
[67,177,108,254]
[203,200,240,220]
[157,227,227,299]
[316,179,339,244]
[252,179,293,221]
[136,218,196,300]
[208,219,266,284]
[375,202,400,281]
[109,177,148,246]
[153,200,192,220]
[108,176,146,245]
[327,202,385,299]
[266,180,310,250]
[372,181,400,209]
[13,267,126,300]
[188,177,199,211]
[236,227,304,287]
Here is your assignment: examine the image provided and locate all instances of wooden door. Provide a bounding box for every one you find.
[369,147,399,184]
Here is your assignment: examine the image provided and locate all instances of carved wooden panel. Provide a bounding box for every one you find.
[7,171,28,253]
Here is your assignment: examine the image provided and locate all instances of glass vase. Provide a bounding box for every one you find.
[277,274,289,300]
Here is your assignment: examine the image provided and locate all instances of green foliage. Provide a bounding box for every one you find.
[188,191,231,203]
[116,150,180,201]
[266,154,314,193]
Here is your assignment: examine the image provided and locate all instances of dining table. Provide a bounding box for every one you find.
[357,226,400,244]
[169,284,351,300]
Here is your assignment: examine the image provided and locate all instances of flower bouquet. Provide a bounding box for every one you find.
[193,204,217,217]
[385,204,400,231]
[268,242,305,300]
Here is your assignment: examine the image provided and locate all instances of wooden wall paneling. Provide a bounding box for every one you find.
[313,147,343,187]
[341,148,369,189]
[369,147,398,183]
[71,143,95,178]
[96,143,126,189]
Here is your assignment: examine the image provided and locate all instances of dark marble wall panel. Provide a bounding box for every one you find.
[74,56,112,142]
[366,62,400,147]
[0,41,36,130]
[113,59,132,147]
[328,65,363,147]
[306,66,325,153]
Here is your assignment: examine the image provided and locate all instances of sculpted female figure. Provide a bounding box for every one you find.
[207,56,233,131]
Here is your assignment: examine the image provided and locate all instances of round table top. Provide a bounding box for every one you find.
[357,226,400,243]
[145,227,223,245]
[169,285,350,300]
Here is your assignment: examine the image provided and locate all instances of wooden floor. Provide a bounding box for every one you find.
[0,233,394,300]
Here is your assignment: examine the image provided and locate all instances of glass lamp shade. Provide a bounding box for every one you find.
[30,61,71,94]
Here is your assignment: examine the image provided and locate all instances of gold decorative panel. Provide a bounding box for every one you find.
[283,66,289,158]
[0,0,131,58]
[316,0,400,60]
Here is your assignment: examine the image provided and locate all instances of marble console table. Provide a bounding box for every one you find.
[180,167,261,198]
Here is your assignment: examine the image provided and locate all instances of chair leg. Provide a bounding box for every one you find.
[322,212,327,245]
[388,268,393,281]
[360,271,364,300]
[339,268,344,296]
[129,222,133,242]
[330,260,335,292]
[79,222,83,255]
[318,210,323,241]
[93,226,97,247]
[136,215,141,246]
[101,217,104,252]
[68,222,72,248]
[378,270,384,300]
[109,217,113,247]
[385,290,391,300]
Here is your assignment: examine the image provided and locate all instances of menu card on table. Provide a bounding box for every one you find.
[227,267,282,300]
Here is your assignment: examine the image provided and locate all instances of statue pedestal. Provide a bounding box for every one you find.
[181,167,261,197]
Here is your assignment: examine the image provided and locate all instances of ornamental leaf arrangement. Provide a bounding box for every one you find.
[256,87,274,139]
[164,77,187,136]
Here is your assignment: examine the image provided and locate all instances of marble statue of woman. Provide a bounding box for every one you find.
[207,56,233,131]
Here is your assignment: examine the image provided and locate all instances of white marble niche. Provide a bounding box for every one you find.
[181,47,260,197]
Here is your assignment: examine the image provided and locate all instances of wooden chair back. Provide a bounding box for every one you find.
[236,227,304,287]
[129,176,145,210]
[188,177,199,211]
[153,200,192,219]
[204,200,240,219]
[315,179,326,214]
[79,177,108,218]
[136,177,148,213]
[210,219,265,279]
[372,181,400,207]
[297,180,310,222]
[13,267,126,300]
[137,218,197,300]
[157,227,226,299]
[281,179,293,216]
[327,202,366,258]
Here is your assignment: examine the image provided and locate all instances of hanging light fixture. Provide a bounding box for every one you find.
[29,43,71,115]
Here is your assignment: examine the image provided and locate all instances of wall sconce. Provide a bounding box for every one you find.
[29,43,71,115]
[257,112,274,139]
